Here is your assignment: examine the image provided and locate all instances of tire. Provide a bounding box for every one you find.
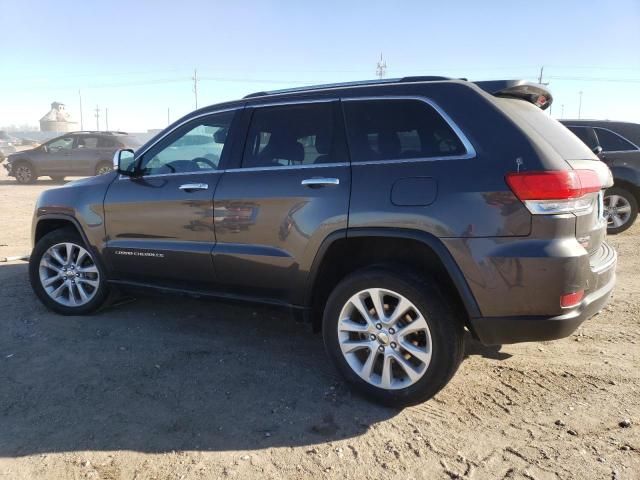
[29,227,109,315]
[604,186,638,234]
[95,162,113,176]
[50,176,65,182]
[322,266,464,407]
[14,161,37,184]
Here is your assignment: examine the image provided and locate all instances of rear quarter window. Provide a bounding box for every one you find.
[342,99,468,162]
[495,98,597,160]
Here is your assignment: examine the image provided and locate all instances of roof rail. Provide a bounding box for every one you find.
[243,76,455,99]
[69,130,129,135]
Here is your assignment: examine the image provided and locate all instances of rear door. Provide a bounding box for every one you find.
[103,108,241,289]
[69,135,101,175]
[212,100,351,304]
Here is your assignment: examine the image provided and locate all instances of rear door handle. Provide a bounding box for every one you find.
[301,177,340,188]
[179,183,208,191]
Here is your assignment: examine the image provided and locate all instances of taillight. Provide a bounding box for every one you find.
[505,170,601,214]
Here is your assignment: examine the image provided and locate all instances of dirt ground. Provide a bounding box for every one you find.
[0,167,638,480]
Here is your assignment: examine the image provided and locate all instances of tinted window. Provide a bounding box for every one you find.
[140,110,235,175]
[76,136,98,149]
[595,128,638,152]
[97,136,117,148]
[243,103,337,168]
[567,126,598,150]
[342,99,466,162]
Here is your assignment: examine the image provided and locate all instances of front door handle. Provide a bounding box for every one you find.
[179,183,208,191]
[301,177,340,188]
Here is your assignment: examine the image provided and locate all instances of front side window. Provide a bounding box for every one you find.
[242,102,337,168]
[47,137,73,151]
[595,128,638,152]
[139,110,235,175]
[343,99,467,162]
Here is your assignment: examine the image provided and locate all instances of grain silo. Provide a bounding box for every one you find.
[39,102,77,132]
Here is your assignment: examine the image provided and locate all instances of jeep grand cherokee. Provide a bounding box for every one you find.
[28,77,616,406]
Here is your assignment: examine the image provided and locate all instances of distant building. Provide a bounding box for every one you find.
[40,102,77,132]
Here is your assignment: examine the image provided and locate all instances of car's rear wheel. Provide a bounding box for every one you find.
[14,161,37,184]
[604,187,638,234]
[29,228,109,315]
[322,267,464,407]
[95,162,113,176]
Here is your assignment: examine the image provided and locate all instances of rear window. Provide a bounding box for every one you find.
[496,98,597,160]
[342,99,467,162]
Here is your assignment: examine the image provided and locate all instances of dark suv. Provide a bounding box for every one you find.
[561,120,640,233]
[28,78,617,406]
[3,131,140,184]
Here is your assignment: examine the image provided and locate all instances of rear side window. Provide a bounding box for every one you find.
[595,128,638,152]
[97,137,116,148]
[342,99,467,162]
[242,102,339,168]
[567,126,599,150]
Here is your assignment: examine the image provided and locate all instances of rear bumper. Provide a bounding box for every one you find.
[470,246,616,345]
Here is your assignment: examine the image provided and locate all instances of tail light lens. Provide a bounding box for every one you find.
[505,170,601,214]
[560,290,584,308]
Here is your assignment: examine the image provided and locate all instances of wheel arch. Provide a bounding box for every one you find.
[304,228,481,333]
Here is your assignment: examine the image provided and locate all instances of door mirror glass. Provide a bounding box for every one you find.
[113,149,136,175]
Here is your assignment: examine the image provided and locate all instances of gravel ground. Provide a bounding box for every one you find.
[0,169,638,479]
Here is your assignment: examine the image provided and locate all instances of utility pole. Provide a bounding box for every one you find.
[105,108,109,131]
[167,107,170,125]
[192,68,199,109]
[578,91,583,119]
[78,90,84,130]
[561,104,565,118]
[94,105,100,131]
[376,53,387,79]
[538,66,544,84]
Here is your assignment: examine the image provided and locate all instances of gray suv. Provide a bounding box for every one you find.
[561,120,640,233]
[3,131,140,183]
[27,78,617,406]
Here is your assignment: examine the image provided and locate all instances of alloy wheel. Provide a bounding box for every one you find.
[337,288,432,390]
[16,165,33,183]
[604,194,632,229]
[97,165,112,175]
[39,242,100,307]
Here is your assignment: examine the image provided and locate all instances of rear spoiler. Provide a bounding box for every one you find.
[474,80,553,110]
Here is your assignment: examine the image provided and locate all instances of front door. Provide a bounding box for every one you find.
[69,135,101,175]
[103,109,240,289]
[38,136,75,175]
[212,101,351,304]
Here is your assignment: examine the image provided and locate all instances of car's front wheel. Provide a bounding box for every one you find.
[322,267,464,407]
[29,228,109,315]
[604,187,638,234]
[14,161,37,184]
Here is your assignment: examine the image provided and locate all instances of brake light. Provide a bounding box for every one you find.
[505,170,601,214]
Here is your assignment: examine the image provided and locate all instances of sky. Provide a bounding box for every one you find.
[1,0,639,132]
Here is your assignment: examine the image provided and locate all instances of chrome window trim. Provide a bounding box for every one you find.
[119,169,225,180]
[119,106,242,180]
[341,95,477,161]
[225,162,349,173]
[592,126,640,153]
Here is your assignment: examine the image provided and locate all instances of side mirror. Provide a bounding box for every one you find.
[113,149,136,175]
[592,145,603,156]
[213,128,228,144]
[41,145,48,153]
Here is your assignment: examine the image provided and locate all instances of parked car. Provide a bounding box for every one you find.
[28,77,616,406]
[561,120,640,234]
[2,131,140,183]
[0,131,18,160]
